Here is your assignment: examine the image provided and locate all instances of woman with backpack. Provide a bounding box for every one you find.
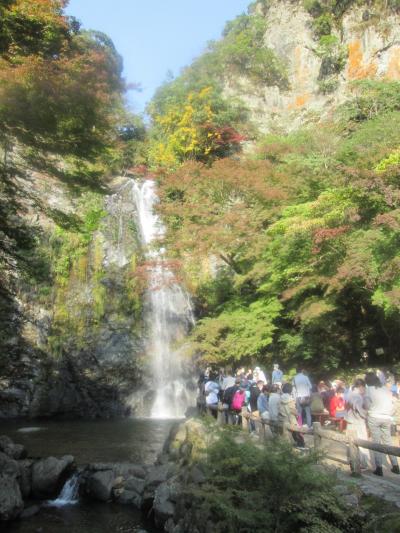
[231,385,247,425]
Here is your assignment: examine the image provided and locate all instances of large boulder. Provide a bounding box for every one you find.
[0,452,23,521]
[125,476,145,495]
[86,470,115,502]
[32,455,74,498]
[153,479,181,529]
[114,475,145,508]
[89,462,147,480]
[146,463,178,487]
[0,435,27,460]
[17,460,33,498]
[83,462,150,505]
[142,463,178,512]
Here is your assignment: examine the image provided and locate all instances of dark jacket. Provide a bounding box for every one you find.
[249,384,261,411]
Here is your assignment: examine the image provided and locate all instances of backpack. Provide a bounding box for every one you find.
[231,390,245,411]
[223,385,238,407]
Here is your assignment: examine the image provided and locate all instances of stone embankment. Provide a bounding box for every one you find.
[0,420,204,528]
[5,418,397,531]
[0,435,74,521]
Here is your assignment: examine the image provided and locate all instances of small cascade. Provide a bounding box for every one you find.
[132,179,195,418]
[47,473,80,507]
[104,180,135,268]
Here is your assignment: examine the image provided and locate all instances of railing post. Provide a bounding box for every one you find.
[347,429,361,476]
[259,420,266,442]
[241,408,249,431]
[217,403,225,426]
[282,422,290,441]
[313,422,322,455]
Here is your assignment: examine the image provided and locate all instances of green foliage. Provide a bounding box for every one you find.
[340,80,400,123]
[180,427,363,532]
[47,194,142,356]
[148,86,246,168]
[159,80,400,372]
[338,111,400,167]
[0,1,145,355]
[312,13,333,37]
[50,192,106,285]
[303,0,358,22]
[0,0,70,60]
[217,13,288,88]
[191,298,282,364]
[147,8,290,168]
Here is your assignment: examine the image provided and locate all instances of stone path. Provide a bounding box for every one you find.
[303,432,400,507]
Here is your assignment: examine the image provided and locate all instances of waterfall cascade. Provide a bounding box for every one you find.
[47,473,80,507]
[132,179,195,418]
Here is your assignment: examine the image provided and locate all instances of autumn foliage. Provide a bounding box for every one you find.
[155,79,400,372]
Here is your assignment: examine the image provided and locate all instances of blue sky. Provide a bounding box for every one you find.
[66,0,251,114]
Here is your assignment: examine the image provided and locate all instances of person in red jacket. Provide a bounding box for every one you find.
[329,387,346,418]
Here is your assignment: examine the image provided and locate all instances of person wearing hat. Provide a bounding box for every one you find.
[272,364,283,386]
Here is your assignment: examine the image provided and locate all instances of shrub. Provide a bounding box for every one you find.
[312,13,333,36]
[178,428,364,532]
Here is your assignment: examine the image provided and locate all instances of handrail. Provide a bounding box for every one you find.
[214,404,400,475]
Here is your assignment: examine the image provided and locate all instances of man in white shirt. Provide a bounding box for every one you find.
[293,368,312,428]
[204,376,220,419]
[365,372,399,476]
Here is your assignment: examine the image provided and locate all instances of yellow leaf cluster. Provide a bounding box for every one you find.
[149,86,224,168]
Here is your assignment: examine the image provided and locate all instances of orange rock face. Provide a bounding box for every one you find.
[386,46,400,80]
[347,40,377,80]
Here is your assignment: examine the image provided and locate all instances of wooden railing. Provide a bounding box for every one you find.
[214,405,400,476]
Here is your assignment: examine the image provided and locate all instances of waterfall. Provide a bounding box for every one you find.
[47,473,80,507]
[104,180,134,268]
[132,179,195,418]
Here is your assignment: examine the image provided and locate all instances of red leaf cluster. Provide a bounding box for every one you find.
[312,226,350,254]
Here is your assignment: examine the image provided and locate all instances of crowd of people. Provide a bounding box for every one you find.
[198,364,400,477]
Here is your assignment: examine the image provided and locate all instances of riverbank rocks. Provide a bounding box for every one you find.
[153,478,182,529]
[87,469,115,502]
[0,451,24,521]
[163,418,210,464]
[18,459,34,498]
[142,462,179,513]
[32,455,74,497]
[0,435,27,460]
[83,462,150,507]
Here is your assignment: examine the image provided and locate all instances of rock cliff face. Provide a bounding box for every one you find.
[0,174,145,419]
[225,0,400,132]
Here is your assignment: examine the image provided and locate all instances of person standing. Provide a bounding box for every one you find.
[254,366,267,384]
[221,369,236,391]
[204,374,220,419]
[249,380,264,431]
[293,368,312,428]
[365,372,399,476]
[329,387,346,418]
[279,383,305,448]
[345,379,369,469]
[267,384,281,436]
[257,385,270,419]
[272,364,283,386]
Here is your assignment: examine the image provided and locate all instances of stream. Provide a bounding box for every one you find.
[2,418,176,532]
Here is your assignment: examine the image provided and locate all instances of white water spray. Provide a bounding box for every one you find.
[132,179,195,418]
[47,473,79,507]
